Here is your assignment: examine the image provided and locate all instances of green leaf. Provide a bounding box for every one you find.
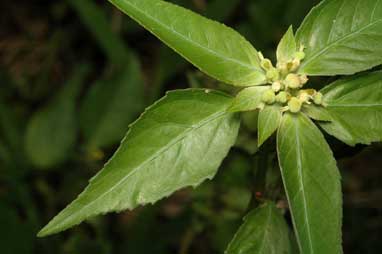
[277,26,297,63]
[296,0,382,75]
[229,86,269,112]
[277,113,342,254]
[319,71,382,146]
[38,89,240,237]
[80,59,144,149]
[25,65,89,169]
[302,104,332,122]
[225,202,292,254]
[108,0,266,86]
[258,105,282,146]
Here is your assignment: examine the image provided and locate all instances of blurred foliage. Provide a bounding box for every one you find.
[0,0,380,253]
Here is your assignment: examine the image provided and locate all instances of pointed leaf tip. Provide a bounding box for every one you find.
[38,89,240,236]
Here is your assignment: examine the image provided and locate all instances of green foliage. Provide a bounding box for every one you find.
[108,0,266,86]
[302,104,332,122]
[296,0,382,75]
[277,113,342,254]
[258,105,282,147]
[3,0,378,253]
[226,202,292,254]
[38,89,240,236]
[320,71,382,145]
[229,86,269,112]
[276,26,297,64]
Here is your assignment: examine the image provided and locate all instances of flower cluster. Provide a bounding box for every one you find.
[258,47,323,113]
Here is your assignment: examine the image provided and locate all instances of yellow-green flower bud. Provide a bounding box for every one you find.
[266,68,280,81]
[276,91,288,104]
[261,58,273,70]
[288,97,302,113]
[295,51,306,61]
[276,61,286,69]
[261,89,276,104]
[313,92,324,105]
[284,74,301,89]
[298,91,311,103]
[289,59,301,72]
[258,51,265,61]
[271,81,282,92]
[277,62,288,75]
[299,75,309,86]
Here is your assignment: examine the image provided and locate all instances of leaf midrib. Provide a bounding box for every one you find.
[299,19,382,71]
[294,118,314,254]
[118,0,261,73]
[50,109,229,230]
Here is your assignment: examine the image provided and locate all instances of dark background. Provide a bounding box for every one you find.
[0,0,381,253]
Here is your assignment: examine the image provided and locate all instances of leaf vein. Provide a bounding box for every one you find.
[52,109,229,229]
[300,19,382,70]
[123,0,261,73]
